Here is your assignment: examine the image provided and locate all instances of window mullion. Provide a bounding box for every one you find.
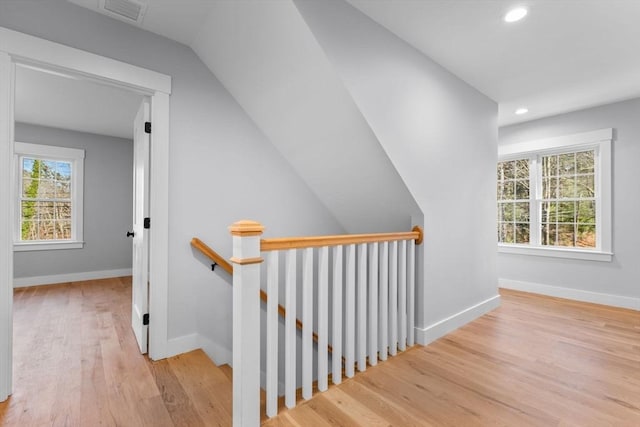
[529,155,540,246]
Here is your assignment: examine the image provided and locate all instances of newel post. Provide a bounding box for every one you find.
[229,220,264,427]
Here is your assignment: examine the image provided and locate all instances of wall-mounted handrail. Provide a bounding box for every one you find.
[191,237,233,274]
[260,225,423,251]
[190,237,327,350]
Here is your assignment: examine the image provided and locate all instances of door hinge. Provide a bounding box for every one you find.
[143,313,149,325]
[144,217,150,229]
[145,121,151,134]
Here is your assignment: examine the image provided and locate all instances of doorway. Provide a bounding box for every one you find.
[0,27,172,401]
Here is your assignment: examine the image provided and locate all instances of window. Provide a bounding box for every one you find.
[14,142,85,251]
[497,128,612,262]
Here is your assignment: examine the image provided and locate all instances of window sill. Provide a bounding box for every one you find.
[498,244,612,262]
[14,241,84,252]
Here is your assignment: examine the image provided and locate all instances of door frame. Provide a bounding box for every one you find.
[0,26,172,401]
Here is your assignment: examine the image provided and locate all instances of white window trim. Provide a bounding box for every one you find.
[498,128,612,262]
[13,141,85,251]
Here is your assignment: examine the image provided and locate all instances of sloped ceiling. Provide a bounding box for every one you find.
[67,0,640,126]
[190,0,421,232]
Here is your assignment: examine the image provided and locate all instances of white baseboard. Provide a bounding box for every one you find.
[415,294,501,345]
[199,335,233,366]
[499,278,640,311]
[166,333,200,358]
[13,268,132,288]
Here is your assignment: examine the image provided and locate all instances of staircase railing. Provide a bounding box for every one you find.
[229,220,423,426]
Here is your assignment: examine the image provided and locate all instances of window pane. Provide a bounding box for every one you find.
[21,220,37,240]
[500,203,514,221]
[542,155,558,177]
[557,201,576,223]
[38,180,56,198]
[55,202,71,221]
[514,202,529,222]
[38,220,55,240]
[577,200,595,224]
[498,181,515,200]
[576,151,594,173]
[557,224,575,247]
[55,181,71,199]
[577,224,596,248]
[558,176,575,198]
[559,153,575,175]
[576,174,594,198]
[515,223,529,244]
[541,202,557,223]
[36,202,55,221]
[542,177,558,199]
[541,223,557,246]
[55,161,72,181]
[55,221,72,240]
[515,159,529,179]
[501,223,514,243]
[498,161,515,180]
[515,179,529,199]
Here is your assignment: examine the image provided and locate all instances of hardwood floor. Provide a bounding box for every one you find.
[1,279,638,426]
[264,289,640,427]
[0,277,232,426]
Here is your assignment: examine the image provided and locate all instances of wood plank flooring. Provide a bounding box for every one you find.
[1,279,638,426]
[0,277,232,426]
[264,289,640,426]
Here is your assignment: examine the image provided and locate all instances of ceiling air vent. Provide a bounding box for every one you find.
[99,0,148,24]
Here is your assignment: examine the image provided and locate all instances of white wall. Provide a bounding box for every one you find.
[13,123,133,283]
[294,0,499,342]
[498,98,640,309]
[0,0,344,362]
[191,0,422,234]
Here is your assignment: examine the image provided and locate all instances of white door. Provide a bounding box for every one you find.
[130,100,150,354]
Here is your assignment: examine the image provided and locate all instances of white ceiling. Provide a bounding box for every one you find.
[15,65,143,139]
[346,0,640,126]
[62,0,640,127]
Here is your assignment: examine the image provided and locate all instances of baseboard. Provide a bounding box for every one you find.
[415,294,501,345]
[499,278,640,311]
[166,333,200,358]
[13,268,132,288]
[198,335,233,366]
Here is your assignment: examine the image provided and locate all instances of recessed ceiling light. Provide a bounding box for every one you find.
[504,7,528,23]
[515,107,529,115]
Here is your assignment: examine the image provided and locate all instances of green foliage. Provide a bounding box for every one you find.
[21,159,41,239]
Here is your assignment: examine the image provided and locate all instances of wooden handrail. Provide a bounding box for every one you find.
[191,238,233,275]
[190,237,327,351]
[260,225,424,252]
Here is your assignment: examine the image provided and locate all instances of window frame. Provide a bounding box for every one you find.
[13,141,85,251]
[497,128,612,262]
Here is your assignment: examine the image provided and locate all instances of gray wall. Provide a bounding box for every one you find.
[498,98,640,302]
[0,0,344,362]
[295,0,499,340]
[14,123,132,279]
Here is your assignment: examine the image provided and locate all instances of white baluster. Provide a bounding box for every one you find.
[302,248,313,400]
[345,244,356,378]
[389,241,398,356]
[357,243,367,372]
[407,239,415,347]
[229,220,263,427]
[379,241,388,361]
[318,246,329,392]
[285,249,296,409]
[266,251,278,418]
[331,245,343,385]
[368,242,378,366]
[398,241,407,352]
